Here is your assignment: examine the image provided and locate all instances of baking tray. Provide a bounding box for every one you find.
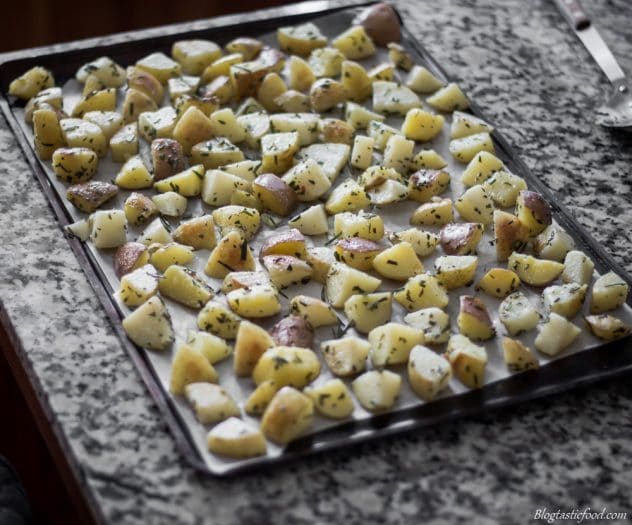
[1,0,632,477]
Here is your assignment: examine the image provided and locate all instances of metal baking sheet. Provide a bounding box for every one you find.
[1,0,631,476]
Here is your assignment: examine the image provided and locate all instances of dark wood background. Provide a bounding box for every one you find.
[0,0,293,52]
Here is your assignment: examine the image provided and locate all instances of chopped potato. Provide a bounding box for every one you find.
[253,346,320,388]
[33,109,65,161]
[334,237,381,271]
[52,147,98,184]
[289,295,338,328]
[482,170,527,208]
[408,345,452,401]
[197,300,242,339]
[169,344,218,395]
[305,379,354,419]
[227,284,281,318]
[288,204,329,236]
[244,380,278,415]
[321,337,369,376]
[334,211,384,241]
[333,25,376,59]
[455,184,494,225]
[67,181,117,213]
[282,159,331,202]
[403,307,450,344]
[277,22,327,56]
[499,292,540,336]
[233,320,274,376]
[388,228,438,258]
[542,283,587,318]
[434,255,478,290]
[212,205,260,240]
[477,268,521,298]
[584,314,632,341]
[410,197,453,226]
[325,179,371,215]
[534,312,581,356]
[122,296,174,351]
[205,230,255,278]
[401,108,445,142]
[406,65,444,93]
[187,330,232,365]
[373,81,421,115]
[261,387,314,444]
[457,295,495,341]
[502,337,539,373]
[368,322,424,367]
[184,383,239,424]
[446,334,487,388]
[515,190,552,236]
[562,250,595,286]
[344,292,392,334]
[352,370,401,412]
[207,417,266,458]
[119,264,159,308]
[263,255,312,289]
[393,273,449,311]
[260,228,306,258]
[89,209,127,248]
[426,82,469,112]
[341,61,372,103]
[533,224,575,262]
[149,242,194,272]
[159,265,214,309]
[508,252,564,287]
[372,242,424,281]
[494,210,529,261]
[590,271,629,314]
[440,222,483,256]
[325,262,381,308]
[449,132,495,163]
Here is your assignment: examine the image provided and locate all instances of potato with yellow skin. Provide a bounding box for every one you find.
[122,296,174,351]
[158,265,214,309]
[172,39,222,75]
[408,169,450,203]
[410,197,453,226]
[277,22,327,56]
[172,215,217,250]
[515,190,552,236]
[440,223,483,256]
[352,370,401,412]
[368,322,424,367]
[401,108,445,142]
[169,344,218,395]
[260,229,306,259]
[508,253,564,287]
[9,66,54,100]
[325,262,382,308]
[34,109,65,161]
[305,379,354,419]
[227,285,281,318]
[502,337,539,373]
[197,301,242,340]
[434,255,478,290]
[204,230,255,278]
[454,185,495,225]
[584,314,632,341]
[52,147,98,184]
[184,383,239,425]
[341,61,372,102]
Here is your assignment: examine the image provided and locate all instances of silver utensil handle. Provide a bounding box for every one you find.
[554,0,626,85]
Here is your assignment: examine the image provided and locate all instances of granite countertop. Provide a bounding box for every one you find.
[1,0,632,523]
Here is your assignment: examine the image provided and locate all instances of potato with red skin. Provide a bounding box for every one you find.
[353,3,401,46]
[252,173,298,217]
[440,223,483,255]
[151,139,186,182]
[270,316,315,349]
[334,237,382,271]
[114,242,149,278]
[493,210,529,261]
[457,295,496,341]
[516,190,552,237]
[260,229,306,258]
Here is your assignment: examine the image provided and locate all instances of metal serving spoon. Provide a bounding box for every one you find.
[554,0,632,130]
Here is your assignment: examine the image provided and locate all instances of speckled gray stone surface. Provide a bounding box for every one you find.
[1,0,632,523]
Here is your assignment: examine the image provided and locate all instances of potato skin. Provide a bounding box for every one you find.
[151,139,186,181]
[114,242,148,278]
[66,181,118,213]
[253,173,298,216]
[440,223,483,255]
[270,316,315,349]
[353,3,401,46]
[460,295,493,327]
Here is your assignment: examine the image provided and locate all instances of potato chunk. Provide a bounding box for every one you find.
[368,322,424,367]
[344,292,392,334]
[34,109,65,161]
[325,179,370,214]
[351,135,375,170]
[187,330,232,365]
[460,151,503,187]
[52,147,98,184]
[450,132,495,163]
[122,296,174,351]
[508,253,564,287]
[310,78,346,112]
[321,337,369,376]
[197,301,242,339]
[60,118,107,157]
[159,265,214,309]
[67,181,117,213]
[169,344,218,395]
[584,314,632,341]
[260,229,306,258]
[543,283,587,318]
[277,22,327,56]
[289,295,337,328]
[482,170,527,208]
[454,184,494,225]
[476,268,521,298]
[113,242,149,278]
[394,273,449,311]
[110,123,139,162]
[305,379,354,419]
[534,224,575,262]
[499,292,540,336]
[212,205,260,240]
[341,61,372,103]
[457,295,495,341]
[334,211,384,241]
[115,155,153,190]
[172,39,222,75]
[494,210,529,261]
[408,345,452,401]
[263,255,312,289]
[334,237,381,271]
[261,387,314,444]
[534,313,581,356]
[184,383,239,424]
[372,242,424,281]
[439,223,483,256]
[426,82,469,112]
[450,111,493,139]
[515,190,552,236]
[288,204,329,236]
[207,417,266,458]
[252,173,297,216]
[590,271,629,313]
[118,263,159,308]
[9,66,54,100]
[148,242,194,272]
[401,108,445,142]
[172,214,216,250]
[333,25,376,59]
[136,52,181,83]
[244,381,278,415]
[352,370,401,412]
[502,337,539,373]
[446,334,487,389]
[410,197,453,226]
[388,228,438,258]
[288,55,316,91]
[404,307,450,344]
[89,209,127,248]
[434,255,478,290]
[325,262,382,308]
[372,81,420,115]
[406,65,444,93]
[233,320,274,376]
[282,159,331,202]
[253,346,320,388]
[562,250,595,286]
[408,169,450,203]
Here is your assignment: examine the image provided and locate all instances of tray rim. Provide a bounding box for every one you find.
[1,0,631,478]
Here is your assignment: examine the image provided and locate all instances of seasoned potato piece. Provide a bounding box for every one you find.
[387,42,412,70]
[368,62,395,82]
[585,314,632,341]
[154,165,204,197]
[305,378,354,419]
[394,273,449,311]
[227,284,281,318]
[440,223,483,256]
[32,108,65,161]
[221,271,270,293]
[446,334,487,388]
[204,230,255,278]
[290,295,337,328]
[136,217,172,246]
[305,247,336,284]
[235,97,266,117]
[260,132,299,174]
[410,197,453,226]
[352,370,401,412]
[136,52,182,83]
[321,337,369,377]
[344,292,392,334]
[429,255,476,289]
[172,106,215,154]
[368,179,409,206]
[209,108,245,144]
[543,283,587,318]
[167,76,199,101]
[454,184,494,225]
[287,55,316,91]
[138,107,177,141]
[515,190,552,236]
[562,250,595,286]
[406,65,444,93]
[207,417,266,458]
[119,264,159,308]
[159,265,214,309]
[122,193,156,229]
[372,242,424,281]
[325,179,370,214]
[222,160,262,183]
[388,228,438,258]
[351,135,375,170]
[259,47,286,75]
[334,237,381,271]
[244,380,278,415]
[382,135,414,173]
[197,301,242,339]
[201,169,249,207]
[408,345,452,401]
[502,337,539,373]
[450,132,495,163]
[358,166,403,191]
[152,191,187,217]
[477,268,521,298]
[404,307,450,345]
[508,252,564,287]
[401,108,445,142]
[367,120,401,151]
[493,210,529,261]
[277,22,327,56]
[457,295,495,341]
[325,262,382,308]
[113,241,149,278]
[319,118,354,145]
[499,292,540,336]
[482,170,527,208]
[411,149,448,171]
[590,271,629,313]
[310,78,346,112]
[122,295,174,351]
[450,111,493,139]
[212,205,260,240]
[270,113,320,145]
[184,383,238,425]
[408,169,450,203]
[9,66,54,100]
[233,320,274,376]
[263,255,313,289]
[110,123,139,162]
[67,181,117,213]
[427,82,470,112]
[71,88,116,118]
[115,155,153,190]
[288,204,329,236]
[149,242,194,272]
[226,37,263,60]
[253,173,297,216]
[345,102,383,131]
[52,147,98,184]
[169,344,218,395]
[261,387,314,444]
[171,39,222,75]
[174,93,220,118]
[122,88,159,123]
[334,211,384,241]
[534,224,575,262]
[24,87,63,123]
[332,25,376,59]
[354,1,401,45]
[260,228,306,258]
[126,66,164,104]
[535,312,581,356]
[341,61,372,103]
[187,330,232,364]
[368,322,424,367]
[309,47,345,77]
[76,57,125,87]
[270,316,314,348]
[82,110,124,141]
[373,81,421,115]
[253,346,320,388]
[60,118,107,157]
